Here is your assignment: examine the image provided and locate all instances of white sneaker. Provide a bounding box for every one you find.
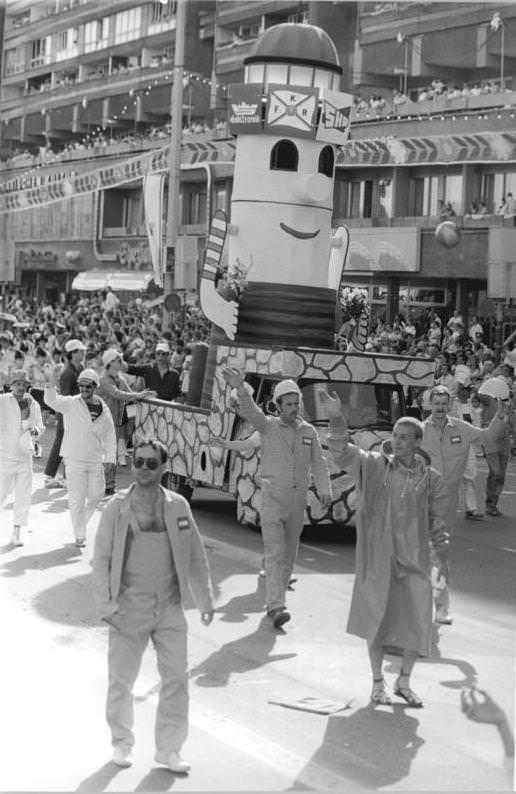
[112,745,133,767]
[154,750,190,773]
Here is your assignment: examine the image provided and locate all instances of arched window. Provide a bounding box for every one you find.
[318,146,334,177]
[270,139,299,171]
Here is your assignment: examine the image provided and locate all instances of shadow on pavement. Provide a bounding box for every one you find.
[0,544,82,576]
[32,572,98,626]
[216,576,266,623]
[188,616,296,687]
[292,705,423,791]
[75,762,123,792]
[134,768,178,791]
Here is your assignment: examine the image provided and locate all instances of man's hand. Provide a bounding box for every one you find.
[320,493,332,510]
[222,367,244,390]
[209,436,227,448]
[201,610,214,626]
[318,388,343,419]
[138,389,156,400]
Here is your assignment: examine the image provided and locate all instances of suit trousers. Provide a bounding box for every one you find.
[0,460,32,527]
[260,485,306,611]
[65,460,105,541]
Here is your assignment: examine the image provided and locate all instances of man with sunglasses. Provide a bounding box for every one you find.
[44,367,116,547]
[92,437,214,773]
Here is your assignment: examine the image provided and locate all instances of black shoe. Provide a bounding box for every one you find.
[486,507,503,517]
[104,488,116,497]
[268,608,291,629]
[465,511,484,520]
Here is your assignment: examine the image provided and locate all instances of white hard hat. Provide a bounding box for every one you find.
[77,368,100,386]
[273,379,301,403]
[478,376,510,400]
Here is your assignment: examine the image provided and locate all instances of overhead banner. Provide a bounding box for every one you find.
[265,84,318,138]
[346,227,421,273]
[143,173,166,287]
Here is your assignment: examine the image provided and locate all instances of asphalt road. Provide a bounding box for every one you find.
[0,427,514,792]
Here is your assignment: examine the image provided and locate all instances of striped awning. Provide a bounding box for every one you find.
[337,131,516,166]
[72,270,153,292]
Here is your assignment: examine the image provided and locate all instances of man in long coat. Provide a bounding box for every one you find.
[322,390,449,708]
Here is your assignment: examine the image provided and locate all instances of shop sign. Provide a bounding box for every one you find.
[228,84,263,134]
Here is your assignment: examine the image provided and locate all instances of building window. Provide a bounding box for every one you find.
[30,38,50,68]
[102,187,143,235]
[270,140,298,171]
[55,28,79,62]
[4,47,26,76]
[318,146,334,177]
[151,0,176,23]
[114,8,142,45]
[182,187,207,225]
[84,18,109,53]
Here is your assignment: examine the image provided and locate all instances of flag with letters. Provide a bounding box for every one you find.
[143,173,165,287]
[265,85,318,138]
[316,89,353,144]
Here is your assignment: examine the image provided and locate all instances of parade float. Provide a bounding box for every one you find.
[135,22,435,528]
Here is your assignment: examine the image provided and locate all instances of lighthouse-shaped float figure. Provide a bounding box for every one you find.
[200,23,354,348]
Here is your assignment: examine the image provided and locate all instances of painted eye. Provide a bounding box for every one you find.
[318,146,334,177]
[270,140,298,171]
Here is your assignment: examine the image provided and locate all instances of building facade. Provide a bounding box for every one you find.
[1,1,516,331]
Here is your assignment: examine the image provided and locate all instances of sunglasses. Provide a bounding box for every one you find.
[134,457,160,470]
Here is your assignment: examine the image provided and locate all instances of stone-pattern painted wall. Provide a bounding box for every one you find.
[136,344,434,526]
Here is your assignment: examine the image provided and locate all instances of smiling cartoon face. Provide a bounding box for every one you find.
[228,135,336,288]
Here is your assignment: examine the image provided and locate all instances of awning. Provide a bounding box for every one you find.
[71,270,154,292]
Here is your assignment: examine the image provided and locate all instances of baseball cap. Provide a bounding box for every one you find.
[77,368,100,386]
[102,348,122,367]
[155,342,170,353]
[65,339,86,353]
[10,369,30,384]
[273,379,301,402]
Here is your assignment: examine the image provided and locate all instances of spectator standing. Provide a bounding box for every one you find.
[478,377,516,516]
[44,338,86,488]
[222,369,331,629]
[125,342,181,401]
[322,391,449,708]
[92,438,214,771]
[44,367,116,547]
[0,370,44,546]
[98,349,153,496]
[420,385,508,624]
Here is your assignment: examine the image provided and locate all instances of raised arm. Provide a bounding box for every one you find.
[221,367,268,433]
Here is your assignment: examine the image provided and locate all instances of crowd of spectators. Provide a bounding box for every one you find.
[337,306,516,423]
[0,118,230,177]
[0,288,211,403]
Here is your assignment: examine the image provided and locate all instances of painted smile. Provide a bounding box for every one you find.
[280,222,320,240]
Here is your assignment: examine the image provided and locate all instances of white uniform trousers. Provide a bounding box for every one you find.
[65,460,105,541]
[0,459,32,527]
[260,484,306,611]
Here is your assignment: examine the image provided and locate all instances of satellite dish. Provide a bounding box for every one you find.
[164,293,181,312]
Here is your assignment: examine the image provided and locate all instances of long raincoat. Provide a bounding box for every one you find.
[328,418,449,656]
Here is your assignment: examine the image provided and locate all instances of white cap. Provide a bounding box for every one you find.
[454,364,471,386]
[478,376,510,400]
[155,342,170,353]
[77,368,100,386]
[273,379,301,403]
[230,382,254,402]
[10,369,30,384]
[102,348,122,367]
[64,338,86,353]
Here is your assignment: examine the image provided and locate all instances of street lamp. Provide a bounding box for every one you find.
[490,12,505,90]
[396,31,409,96]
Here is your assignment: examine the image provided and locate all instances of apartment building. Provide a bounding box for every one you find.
[1,1,516,326]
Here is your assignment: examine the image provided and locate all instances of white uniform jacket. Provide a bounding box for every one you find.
[43,386,116,464]
[237,389,330,496]
[0,392,44,464]
[91,485,214,620]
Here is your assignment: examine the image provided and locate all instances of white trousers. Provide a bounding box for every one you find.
[0,459,32,528]
[65,460,105,541]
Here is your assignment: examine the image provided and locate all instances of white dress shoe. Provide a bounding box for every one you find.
[154,750,190,773]
[112,745,133,767]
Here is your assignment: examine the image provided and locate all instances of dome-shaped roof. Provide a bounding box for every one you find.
[244,23,342,74]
